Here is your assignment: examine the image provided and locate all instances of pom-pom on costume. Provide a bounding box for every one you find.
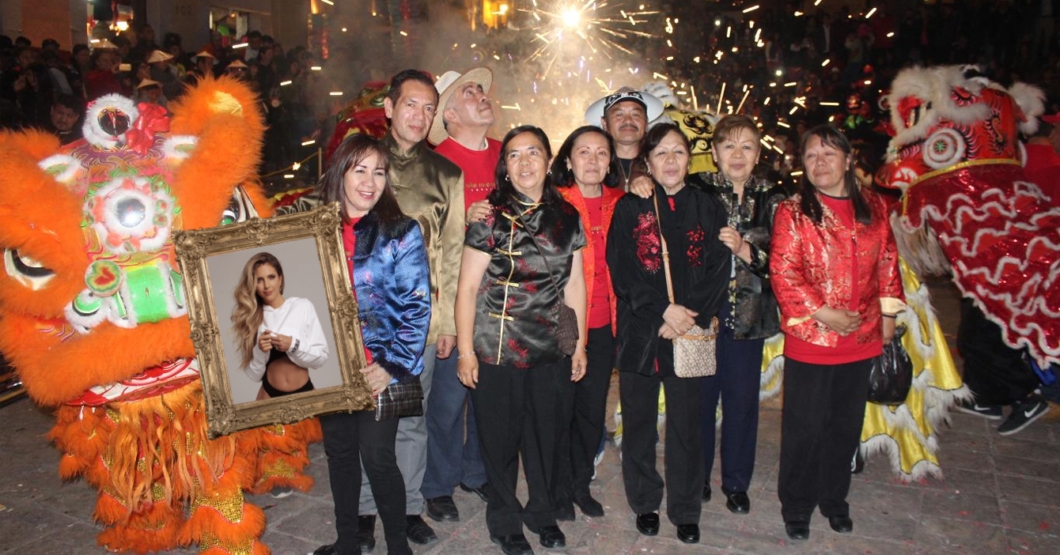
[0,76,319,554]
[878,65,1057,367]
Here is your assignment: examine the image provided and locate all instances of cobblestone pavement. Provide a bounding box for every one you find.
[3,283,1058,555]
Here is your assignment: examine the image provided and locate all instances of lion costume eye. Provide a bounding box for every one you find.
[4,249,56,289]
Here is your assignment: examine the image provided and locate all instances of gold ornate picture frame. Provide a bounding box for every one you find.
[175,203,372,438]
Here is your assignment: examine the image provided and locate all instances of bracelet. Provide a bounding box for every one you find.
[457,352,476,359]
[290,338,300,353]
[882,314,897,319]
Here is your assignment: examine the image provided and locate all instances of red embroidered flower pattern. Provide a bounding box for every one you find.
[687,226,705,266]
[634,212,661,273]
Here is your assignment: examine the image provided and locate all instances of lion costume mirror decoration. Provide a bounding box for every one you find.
[878,65,1059,367]
[0,76,320,554]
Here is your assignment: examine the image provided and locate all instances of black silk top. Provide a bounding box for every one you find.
[465,193,586,368]
[607,184,731,376]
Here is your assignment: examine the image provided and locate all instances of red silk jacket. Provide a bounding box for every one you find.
[770,190,905,348]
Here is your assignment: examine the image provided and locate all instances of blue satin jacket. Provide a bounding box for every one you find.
[351,213,432,384]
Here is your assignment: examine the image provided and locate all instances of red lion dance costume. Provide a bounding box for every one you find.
[879,65,1058,377]
[0,77,319,554]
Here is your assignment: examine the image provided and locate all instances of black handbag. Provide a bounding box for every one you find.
[374,376,424,421]
[867,325,913,405]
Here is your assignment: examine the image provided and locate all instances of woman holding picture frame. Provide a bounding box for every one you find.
[311,134,432,555]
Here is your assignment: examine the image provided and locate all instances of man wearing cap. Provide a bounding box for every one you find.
[420,67,498,524]
[346,69,464,553]
[585,87,664,190]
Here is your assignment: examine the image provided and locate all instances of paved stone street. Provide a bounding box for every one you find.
[3,283,1059,555]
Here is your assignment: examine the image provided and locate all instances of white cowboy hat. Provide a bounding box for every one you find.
[584,86,664,126]
[136,78,161,89]
[428,67,493,146]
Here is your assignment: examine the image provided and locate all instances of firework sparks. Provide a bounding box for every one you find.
[522,0,658,77]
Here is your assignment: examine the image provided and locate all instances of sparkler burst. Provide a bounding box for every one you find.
[522,0,658,77]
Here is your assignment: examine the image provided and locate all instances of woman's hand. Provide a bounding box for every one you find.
[813,307,862,335]
[457,354,479,390]
[882,315,897,343]
[257,330,273,352]
[659,322,681,339]
[360,363,392,396]
[269,332,293,352]
[466,200,491,223]
[571,349,588,382]
[718,226,746,257]
[629,174,654,198]
[663,304,699,336]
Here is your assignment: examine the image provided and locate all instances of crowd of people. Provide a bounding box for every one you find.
[0,26,331,173]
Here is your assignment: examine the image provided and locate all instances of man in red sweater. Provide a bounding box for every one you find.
[422,67,499,523]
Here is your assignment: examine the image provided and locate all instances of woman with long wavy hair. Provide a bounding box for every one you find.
[231,252,329,401]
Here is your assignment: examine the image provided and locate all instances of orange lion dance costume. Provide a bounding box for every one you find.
[0,76,319,554]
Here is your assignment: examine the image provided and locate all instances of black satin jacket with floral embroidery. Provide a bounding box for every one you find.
[606,184,731,376]
[465,193,586,368]
[693,171,787,340]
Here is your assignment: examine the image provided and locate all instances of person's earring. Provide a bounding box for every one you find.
[505,175,510,182]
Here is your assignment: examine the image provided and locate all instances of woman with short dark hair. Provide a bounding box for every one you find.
[607,123,731,545]
[693,115,787,514]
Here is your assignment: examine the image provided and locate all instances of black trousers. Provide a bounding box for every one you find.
[700,326,763,493]
[958,298,1040,406]
[555,326,614,509]
[320,410,410,555]
[778,357,871,523]
[472,359,569,536]
[619,369,703,526]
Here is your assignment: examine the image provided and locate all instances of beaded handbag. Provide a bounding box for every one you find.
[653,193,718,378]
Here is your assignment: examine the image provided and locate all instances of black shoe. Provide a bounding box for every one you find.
[537,525,566,549]
[724,490,750,514]
[460,482,490,503]
[312,544,337,555]
[955,398,1003,420]
[676,524,700,544]
[490,533,534,555]
[998,396,1049,436]
[425,495,459,522]
[405,515,438,545]
[356,515,376,553]
[702,484,712,503]
[784,520,810,540]
[573,494,604,517]
[635,512,660,536]
[828,515,853,533]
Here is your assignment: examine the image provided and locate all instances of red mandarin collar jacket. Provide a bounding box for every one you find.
[770,190,905,348]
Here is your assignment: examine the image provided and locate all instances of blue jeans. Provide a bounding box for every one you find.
[421,352,486,498]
